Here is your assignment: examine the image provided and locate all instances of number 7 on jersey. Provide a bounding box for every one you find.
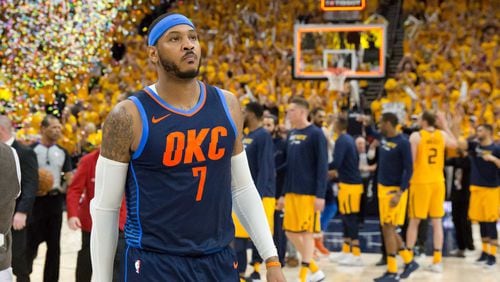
[192,166,207,201]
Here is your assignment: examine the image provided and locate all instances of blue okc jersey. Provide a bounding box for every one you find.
[125,82,237,256]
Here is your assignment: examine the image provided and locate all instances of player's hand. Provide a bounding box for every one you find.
[67,217,82,231]
[276,196,285,211]
[314,198,325,212]
[389,191,402,208]
[327,170,337,180]
[265,260,286,282]
[12,212,27,230]
[369,139,380,149]
[436,112,448,129]
[357,115,370,126]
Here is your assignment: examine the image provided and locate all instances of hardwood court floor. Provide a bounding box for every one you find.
[26,214,500,282]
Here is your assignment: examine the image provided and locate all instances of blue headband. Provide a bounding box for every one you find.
[148,14,195,46]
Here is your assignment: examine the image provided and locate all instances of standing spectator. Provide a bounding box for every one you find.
[278,97,327,282]
[446,149,474,258]
[356,136,377,223]
[0,142,21,281]
[27,115,73,282]
[0,116,38,282]
[66,148,127,282]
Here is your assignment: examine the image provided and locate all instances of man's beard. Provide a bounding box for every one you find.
[159,53,201,79]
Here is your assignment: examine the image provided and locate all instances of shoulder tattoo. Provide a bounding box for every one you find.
[100,106,133,162]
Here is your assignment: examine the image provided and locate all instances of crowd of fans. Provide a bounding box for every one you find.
[0,0,498,281]
[372,0,499,140]
[0,0,498,159]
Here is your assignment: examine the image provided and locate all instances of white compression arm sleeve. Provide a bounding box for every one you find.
[231,151,278,260]
[90,156,128,282]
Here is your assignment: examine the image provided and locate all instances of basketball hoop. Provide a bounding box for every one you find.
[325,68,348,91]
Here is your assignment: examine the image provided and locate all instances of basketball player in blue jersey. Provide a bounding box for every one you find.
[365,113,413,282]
[89,13,285,282]
[233,102,276,281]
[329,115,364,266]
[277,97,327,282]
[459,124,500,268]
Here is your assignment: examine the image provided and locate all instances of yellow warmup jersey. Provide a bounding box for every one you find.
[411,129,445,184]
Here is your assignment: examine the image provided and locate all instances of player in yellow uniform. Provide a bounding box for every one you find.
[459,124,500,268]
[277,97,328,282]
[365,112,413,282]
[401,111,458,278]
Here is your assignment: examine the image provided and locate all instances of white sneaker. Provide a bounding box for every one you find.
[309,270,326,282]
[329,252,349,263]
[339,255,364,267]
[337,253,353,265]
[426,262,443,273]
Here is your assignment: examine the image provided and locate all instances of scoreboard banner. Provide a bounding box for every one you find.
[321,0,366,11]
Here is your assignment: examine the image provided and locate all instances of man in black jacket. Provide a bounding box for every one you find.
[0,115,38,282]
[446,150,474,257]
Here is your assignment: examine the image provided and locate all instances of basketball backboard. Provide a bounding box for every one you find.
[293,24,387,80]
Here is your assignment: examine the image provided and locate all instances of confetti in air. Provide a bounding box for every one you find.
[0,0,132,118]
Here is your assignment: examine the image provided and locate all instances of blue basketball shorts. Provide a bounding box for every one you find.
[120,245,239,282]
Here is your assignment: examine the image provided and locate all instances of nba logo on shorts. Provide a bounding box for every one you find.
[135,259,141,274]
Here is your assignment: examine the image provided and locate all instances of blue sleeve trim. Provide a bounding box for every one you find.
[215,87,238,138]
[128,96,149,160]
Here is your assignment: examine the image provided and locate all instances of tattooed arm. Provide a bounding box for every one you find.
[100,101,139,162]
[90,101,140,282]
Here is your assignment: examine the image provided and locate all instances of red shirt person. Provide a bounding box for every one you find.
[66,148,126,282]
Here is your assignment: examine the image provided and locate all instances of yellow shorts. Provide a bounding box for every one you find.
[233,197,275,238]
[378,185,408,226]
[408,182,445,219]
[338,183,364,215]
[469,186,500,222]
[283,193,320,233]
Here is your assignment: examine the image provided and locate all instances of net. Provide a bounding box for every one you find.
[325,68,348,91]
